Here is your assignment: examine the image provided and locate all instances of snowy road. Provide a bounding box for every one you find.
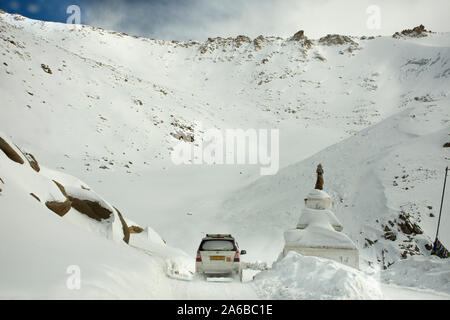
[381,284,450,300]
[167,275,258,300]
[164,271,450,300]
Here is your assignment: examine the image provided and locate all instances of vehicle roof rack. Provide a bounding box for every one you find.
[205,234,233,238]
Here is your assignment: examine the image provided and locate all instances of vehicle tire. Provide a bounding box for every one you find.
[239,269,243,283]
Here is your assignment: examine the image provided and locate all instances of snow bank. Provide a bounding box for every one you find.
[253,251,383,300]
[381,255,450,295]
[129,230,195,281]
[1,132,196,297]
[0,170,174,299]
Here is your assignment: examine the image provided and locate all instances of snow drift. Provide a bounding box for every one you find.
[253,251,383,300]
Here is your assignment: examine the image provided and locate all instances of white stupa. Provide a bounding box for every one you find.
[283,164,359,269]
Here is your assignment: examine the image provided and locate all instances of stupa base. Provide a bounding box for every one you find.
[283,245,359,270]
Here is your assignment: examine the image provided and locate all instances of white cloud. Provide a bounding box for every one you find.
[83,0,450,41]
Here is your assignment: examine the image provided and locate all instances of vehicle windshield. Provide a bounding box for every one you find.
[201,240,235,251]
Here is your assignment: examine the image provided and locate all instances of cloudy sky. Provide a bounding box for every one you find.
[1,0,450,41]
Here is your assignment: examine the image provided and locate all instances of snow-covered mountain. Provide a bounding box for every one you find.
[1,10,449,299]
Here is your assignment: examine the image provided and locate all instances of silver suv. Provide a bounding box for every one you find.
[195,234,246,281]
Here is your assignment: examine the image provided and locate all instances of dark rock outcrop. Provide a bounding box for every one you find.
[30,193,41,202]
[45,198,72,217]
[384,231,397,241]
[289,30,313,49]
[234,35,251,48]
[114,206,130,244]
[397,213,423,235]
[24,152,40,172]
[129,225,144,234]
[69,197,112,221]
[41,64,52,74]
[319,34,357,46]
[393,25,430,38]
[52,180,68,196]
[0,137,24,164]
[290,30,306,41]
[253,35,265,50]
[45,180,72,217]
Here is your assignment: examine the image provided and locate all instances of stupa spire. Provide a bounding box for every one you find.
[315,164,324,190]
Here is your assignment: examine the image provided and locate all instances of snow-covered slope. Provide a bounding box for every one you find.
[222,100,450,269]
[0,131,197,298]
[1,10,450,299]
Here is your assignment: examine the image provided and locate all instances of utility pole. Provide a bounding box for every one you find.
[435,166,448,241]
